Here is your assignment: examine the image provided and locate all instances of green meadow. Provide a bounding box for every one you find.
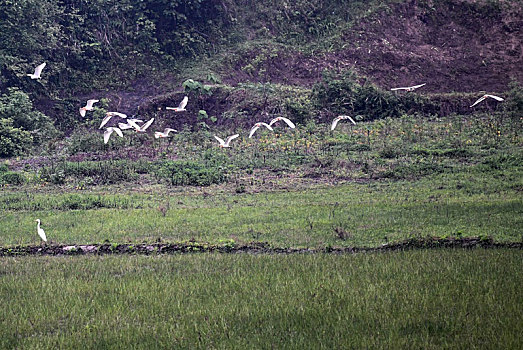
[1,250,522,349]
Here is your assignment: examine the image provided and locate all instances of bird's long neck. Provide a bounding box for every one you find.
[37,220,40,229]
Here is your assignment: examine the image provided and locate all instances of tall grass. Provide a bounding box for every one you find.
[0,250,521,349]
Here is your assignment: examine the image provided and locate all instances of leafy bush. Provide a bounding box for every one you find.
[1,171,25,185]
[156,160,226,186]
[0,88,57,155]
[313,71,434,120]
[0,118,32,157]
[39,160,141,185]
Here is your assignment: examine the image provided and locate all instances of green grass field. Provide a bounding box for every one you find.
[1,168,521,247]
[1,250,521,349]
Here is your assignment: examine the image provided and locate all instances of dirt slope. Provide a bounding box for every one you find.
[222,0,523,93]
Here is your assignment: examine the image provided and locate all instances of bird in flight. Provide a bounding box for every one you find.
[35,219,47,242]
[118,119,143,130]
[469,94,504,108]
[128,117,155,133]
[391,83,426,92]
[331,115,356,131]
[166,96,188,112]
[103,127,123,144]
[28,63,46,79]
[99,112,128,129]
[269,117,296,129]
[249,122,273,138]
[154,128,177,138]
[214,134,239,148]
[79,99,99,117]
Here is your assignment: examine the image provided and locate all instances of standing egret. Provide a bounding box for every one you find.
[28,63,46,79]
[470,94,504,107]
[249,122,273,138]
[269,117,296,129]
[391,83,426,92]
[35,219,47,242]
[214,134,239,147]
[103,127,123,144]
[79,99,99,117]
[331,115,356,131]
[166,96,188,112]
[154,128,177,138]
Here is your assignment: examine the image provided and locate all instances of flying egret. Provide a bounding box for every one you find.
[103,127,123,144]
[128,117,155,132]
[35,219,47,242]
[28,63,46,79]
[249,122,273,138]
[118,119,143,130]
[166,96,188,112]
[99,112,128,129]
[79,99,99,117]
[469,94,504,108]
[214,134,239,148]
[154,128,177,138]
[269,117,296,129]
[391,83,426,92]
[331,115,356,131]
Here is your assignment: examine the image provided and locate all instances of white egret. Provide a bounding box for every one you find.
[331,115,356,131]
[154,128,177,138]
[118,119,143,130]
[214,134,239,147]
[391,83,426,92]
[269,117,296,129]
[166,96,188,112]
[79,99,99,117]
[470,94,504,108]
[35,219,47,242]
[128,117,155,133]
[249,122,273,138]
[28,63,46,79]
[103,127,123,144]
[99,112,128,129]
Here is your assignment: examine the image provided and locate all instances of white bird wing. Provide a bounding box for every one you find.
[411,83,426,90]
[113,127,123,138]
[390,86,407,91]
[99,115,113,129]
[106,112,127,118]
[280,117,295,128]
[79,108,86,117]
[118,122,133,130]
[126,119,141,131]
[485,94,504,101]
[331,117,341,131]
[86,99,99,109]
[269,117,279,127]
[103,128,114,144]
[33,62,46,78]
[128,118,143,124]
[179,96,188,110]
[249,125,260,138]
[225,134,240,145]
[470,96,486,108]
[261,123,273,131]
[340,115,356,125]
[140,118,155,131]
[214,135,226,145]
[38,228,47,242]
[164,128,177,135]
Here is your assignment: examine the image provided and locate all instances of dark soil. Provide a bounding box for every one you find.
[222,0,523,94]
[1,237,521,257]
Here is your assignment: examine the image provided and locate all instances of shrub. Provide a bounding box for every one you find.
[156,160,226,186]
[1,171,25,185]
[0,118,32,157]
